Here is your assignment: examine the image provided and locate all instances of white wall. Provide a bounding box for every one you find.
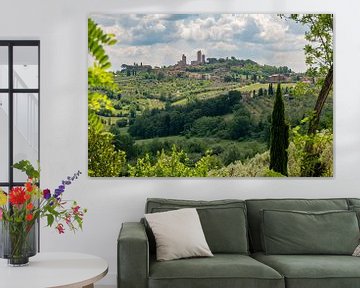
[1,0,360,286]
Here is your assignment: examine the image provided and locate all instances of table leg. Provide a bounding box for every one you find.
[82,284,94,288]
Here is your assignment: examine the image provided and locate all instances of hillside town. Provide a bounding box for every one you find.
[120,50,312,84]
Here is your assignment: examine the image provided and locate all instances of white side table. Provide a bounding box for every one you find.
[0,252,108,288]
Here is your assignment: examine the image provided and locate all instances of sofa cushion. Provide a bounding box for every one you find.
[252,252,360,288]
[146,198,248,254]
[246,198,349,252]
[261,209,359,255]
[349,205,360,228]
[347,198,360,207]
[145,208,213,261]
[149,254,284,288]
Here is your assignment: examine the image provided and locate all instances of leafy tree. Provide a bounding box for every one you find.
[209,151,271,177]
[229,108,252,140]
[258,88,264,96]
[190,116,225,137]
[281,14,333,176]
[293,82,317,98]
[220,144,242,166]
[116,118,128,128]
[128,146,215,177]
[110,126,137,160]
[88,114,126,177]
[269,83,289,175]
[282,14,333,136]
[288,124,333,177]
[128,105,137,125]
[224,75,233,82]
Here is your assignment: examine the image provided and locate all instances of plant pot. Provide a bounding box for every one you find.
[0,220,37,266]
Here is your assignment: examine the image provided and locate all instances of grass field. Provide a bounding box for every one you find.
[237,82,296,92]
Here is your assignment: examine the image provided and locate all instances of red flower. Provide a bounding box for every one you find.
[26,203,34,210]
[26,214,33,221]
[24,193,31,201]
[72,205,80,215]
[25,182,33,192]
[56,223,65,234]
[65,214,71,225]
[9,187,26,205]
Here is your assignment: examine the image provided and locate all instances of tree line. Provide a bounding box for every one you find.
[128,90,243,139]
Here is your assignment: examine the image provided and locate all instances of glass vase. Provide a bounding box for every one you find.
[0,220,37,266]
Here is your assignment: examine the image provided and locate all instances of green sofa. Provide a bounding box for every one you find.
[118,198,360,288]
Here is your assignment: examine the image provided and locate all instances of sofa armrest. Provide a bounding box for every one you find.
[118,222,149,288]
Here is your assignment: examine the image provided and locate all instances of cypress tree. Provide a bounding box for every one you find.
[258,88,264,96]
[269,83,289,176]
[268,83,274,96]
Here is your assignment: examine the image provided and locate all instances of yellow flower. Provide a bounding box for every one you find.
[0,190,7,206]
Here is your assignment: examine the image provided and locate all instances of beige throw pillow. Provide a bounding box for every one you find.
[145,208,213,261]
[353,244,360,256]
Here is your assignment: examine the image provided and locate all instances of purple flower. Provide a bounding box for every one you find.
[54,171,81,199]
[43,189,51,200]
[54,189,63,198]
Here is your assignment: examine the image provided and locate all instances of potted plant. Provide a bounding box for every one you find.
[0,160,86,266]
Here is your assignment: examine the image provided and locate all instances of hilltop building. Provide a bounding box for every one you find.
[121,63,152,71]
[177,50,206,67]
[177,54,187,67]
[268,74,289,83]
[197,50,202,63]
[191,50,206,65]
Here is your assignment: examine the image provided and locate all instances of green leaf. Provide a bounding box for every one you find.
[47,214,54,227]
[13,160,40,180]
[101,62,111,70]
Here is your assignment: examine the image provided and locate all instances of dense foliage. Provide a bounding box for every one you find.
[128,91,242,139]
[128,146,216,177]
[88,115,126,177]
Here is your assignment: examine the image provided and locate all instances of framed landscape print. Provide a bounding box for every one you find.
[88,13,333,177]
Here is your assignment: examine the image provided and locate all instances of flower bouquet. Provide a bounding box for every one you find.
[0,160,86,266]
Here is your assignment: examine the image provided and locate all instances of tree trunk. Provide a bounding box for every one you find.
[301,65,333,176]
[307,65,333,136]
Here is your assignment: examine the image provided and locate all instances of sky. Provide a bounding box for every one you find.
[90,14,309,72]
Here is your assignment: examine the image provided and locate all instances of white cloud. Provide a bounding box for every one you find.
[91,13,309,72]
[252,14,288,42]
[212,41,238,51]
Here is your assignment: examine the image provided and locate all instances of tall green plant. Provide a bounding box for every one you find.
[269,83,289,176]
